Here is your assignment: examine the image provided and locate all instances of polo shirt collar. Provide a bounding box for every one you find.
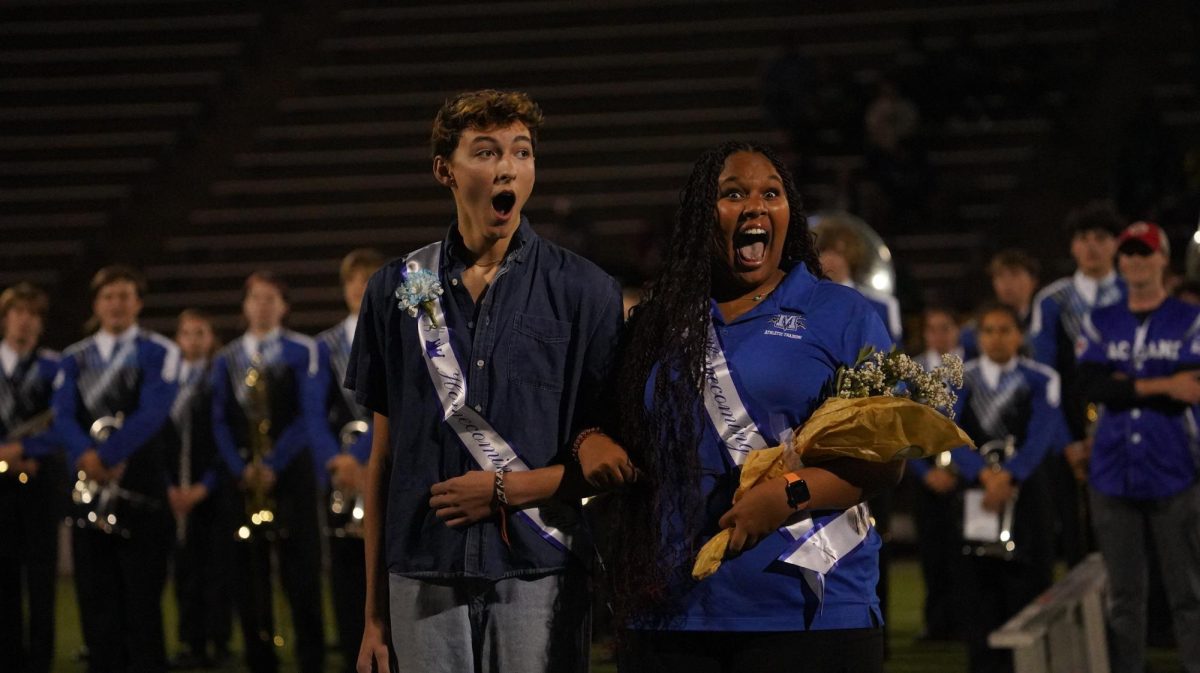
[710,262,820,326]
[442,217,535,274]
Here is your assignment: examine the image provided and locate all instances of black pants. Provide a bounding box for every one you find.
[329,533,366,673]
[172,486,234,657]
[961,468,1054,673]
[0,457,65,673]
[1048,452,1091,565]
[913,482,964,639]
[232,458,325,673]
[72,517,172,673]
[619,627,884,673]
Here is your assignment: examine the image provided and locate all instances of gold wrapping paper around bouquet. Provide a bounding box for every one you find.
[692,396,975,580]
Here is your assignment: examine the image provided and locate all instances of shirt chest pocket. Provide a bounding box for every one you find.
[504,312,572,393]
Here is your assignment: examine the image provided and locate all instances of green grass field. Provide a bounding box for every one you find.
[42,558,1180,672]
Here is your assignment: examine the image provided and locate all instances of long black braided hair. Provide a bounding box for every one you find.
[607,141,822,624]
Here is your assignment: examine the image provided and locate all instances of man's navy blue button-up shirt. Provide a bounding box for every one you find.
[346,220,623,580]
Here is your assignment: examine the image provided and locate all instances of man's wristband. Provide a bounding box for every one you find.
[493,468,511,507]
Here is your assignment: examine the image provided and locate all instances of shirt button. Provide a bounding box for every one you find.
[476,359,485,368]
[467,321,475,329]
[1131,433,1142,444]
[474,404,482,412]
[1131,409,1141,419]
[451,278,459,286]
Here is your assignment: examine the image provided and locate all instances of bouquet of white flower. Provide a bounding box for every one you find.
[692,346,973,580]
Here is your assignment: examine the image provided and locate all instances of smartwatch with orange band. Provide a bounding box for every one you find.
[784,472,810,509]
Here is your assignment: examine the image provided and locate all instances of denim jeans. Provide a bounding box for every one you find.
[389,569,590,673]
[1090,482,1200,673]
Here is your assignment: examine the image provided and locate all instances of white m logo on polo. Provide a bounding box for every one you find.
[769,314,806,332]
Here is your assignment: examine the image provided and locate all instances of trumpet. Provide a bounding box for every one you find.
[962,435,1018,560]
[327,420,369,538]
[236,360,277,542]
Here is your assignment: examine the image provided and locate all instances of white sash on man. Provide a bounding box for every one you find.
[227,337,282,419]
[79,337,138,421]
[0,360,39,433]
[704,322,871,605]
[404,243,573,554]
[326,327,368,420]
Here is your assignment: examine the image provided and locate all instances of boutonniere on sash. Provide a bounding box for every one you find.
[693,347,975,580]
[395,267,444,328]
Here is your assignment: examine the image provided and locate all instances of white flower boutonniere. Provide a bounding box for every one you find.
[395,266,444,327]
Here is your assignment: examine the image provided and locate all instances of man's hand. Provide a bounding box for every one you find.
[356,617,391,673]
[0,442,23,465]
[77,449,107,482]
[981,469,1015,513]
[327,454,365,493]
[923,468,958,494]
[16,459,39,479]
[1064,439,1091,482]
[718,475,800,557]
[1163,370,1200,405]
[241,463,276,492]
[168,486,188,518]
[429,471,495,527]
[576,432,636,490]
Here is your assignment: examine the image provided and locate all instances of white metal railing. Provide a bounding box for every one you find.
[989,552,1110,673]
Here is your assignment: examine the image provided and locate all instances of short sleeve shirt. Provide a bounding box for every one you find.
[346,219,623,580]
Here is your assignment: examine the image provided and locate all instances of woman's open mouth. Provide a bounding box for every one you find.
[492,191,516,220]
[733,227,770,267]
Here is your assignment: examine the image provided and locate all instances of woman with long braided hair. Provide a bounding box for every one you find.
[577,142,903,672]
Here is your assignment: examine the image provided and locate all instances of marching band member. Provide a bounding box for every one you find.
[168,309,233,669]
[0,282,63,673]
[311,248,384,673]
[52,266,180,673]
[1029,200,1125,565]
[813,215,903,344]
[211,271,326,673]
[959,250,1041,360]
[908,306,965,642]
[950,303,1064,673]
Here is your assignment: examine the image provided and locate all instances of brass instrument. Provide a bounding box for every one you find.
[0,408,53,484]
[809,210,897,296]
[327,419,369,538]
[236,360,277,542]
[962,435,1018,560]
[71,413,148,538]
[236,357,285,649]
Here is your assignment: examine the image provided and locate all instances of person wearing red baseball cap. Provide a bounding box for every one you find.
[1075,220,1200,673]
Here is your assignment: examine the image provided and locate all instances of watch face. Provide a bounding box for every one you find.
[786,478,810,508]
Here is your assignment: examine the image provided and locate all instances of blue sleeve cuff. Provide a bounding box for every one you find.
[908,457,931,478]
[20,433,59,458]
[951,446,986,484]
[200,470,219,492]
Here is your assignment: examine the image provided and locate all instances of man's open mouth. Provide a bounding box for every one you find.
[492,191,516,217]
[733,227,770,265]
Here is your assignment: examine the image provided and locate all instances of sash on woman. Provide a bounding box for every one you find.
[404,243,576,554]
[704,323,871,605]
